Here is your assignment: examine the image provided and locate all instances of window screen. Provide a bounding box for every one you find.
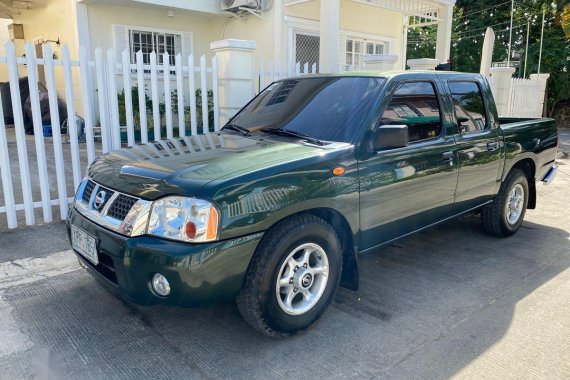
[448,82,487,133]
[381,81,442,143]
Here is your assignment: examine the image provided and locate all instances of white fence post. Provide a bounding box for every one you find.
[530,73,550,118]
[150,51,160,141]
[44,43,69,220]
[25,42,52,223]
[489,67,515,117]
[62,45,82,191]
[200,54,209,134]
[135,50,148,144]
[79,46,96,164]
[6,41,34,225]
[163,52,174,139]
[210,39,256,126]
[175,53,185,137]
[0,94,17,228]
[122,49,135,146]
[106,49,121,150]
[95,47,111,153]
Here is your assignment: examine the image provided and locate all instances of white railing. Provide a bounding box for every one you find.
[488,75,546,118]
[0,41,219,229]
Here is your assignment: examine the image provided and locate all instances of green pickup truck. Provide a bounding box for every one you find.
[67,71,558,337]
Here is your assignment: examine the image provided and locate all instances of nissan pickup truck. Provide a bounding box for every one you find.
[67,71,558,338]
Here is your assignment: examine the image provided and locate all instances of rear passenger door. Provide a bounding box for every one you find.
[359,79,458,250]
[448,80,502,211]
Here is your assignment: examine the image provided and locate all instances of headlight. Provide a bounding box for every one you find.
[147,196,219,242]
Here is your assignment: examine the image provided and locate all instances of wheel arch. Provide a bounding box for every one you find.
[304,208,359,291]
[249,207,359,292]
[508,158,536,209]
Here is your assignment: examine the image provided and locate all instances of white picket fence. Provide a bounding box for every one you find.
[488,75,546,118]
[508,78,544,118]
[0,41,220,229]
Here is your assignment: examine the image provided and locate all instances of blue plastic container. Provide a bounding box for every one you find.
[43,125,52,137]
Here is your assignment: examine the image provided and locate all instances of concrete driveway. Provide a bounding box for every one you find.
[0,139,569,379]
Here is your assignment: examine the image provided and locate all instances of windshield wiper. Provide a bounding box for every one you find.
[260,127,326,146]
[222,123,251,136]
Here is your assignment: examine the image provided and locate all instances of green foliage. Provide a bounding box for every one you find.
[407,1,569,116]
[118,87,215,132]
[117,85,151,127]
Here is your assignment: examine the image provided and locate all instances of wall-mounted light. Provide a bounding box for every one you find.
[41,37,61,46]
[167,9,175,18]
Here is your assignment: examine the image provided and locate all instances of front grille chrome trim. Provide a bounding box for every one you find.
[74,178,151,237]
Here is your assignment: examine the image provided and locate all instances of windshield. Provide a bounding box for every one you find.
[227,76,386,143]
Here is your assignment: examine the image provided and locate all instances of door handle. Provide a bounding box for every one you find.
[442,151,454,164]
[487,141,499,151]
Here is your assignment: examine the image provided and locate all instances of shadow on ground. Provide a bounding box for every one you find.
[1,214,568,379]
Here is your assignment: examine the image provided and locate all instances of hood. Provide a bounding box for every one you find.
[88,133,325,200]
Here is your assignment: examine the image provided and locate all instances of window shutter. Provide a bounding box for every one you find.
[181,32,193,57]
[338,32,346,72]
[113,24,129,53]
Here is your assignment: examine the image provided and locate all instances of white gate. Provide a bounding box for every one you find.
[0,41,219,229]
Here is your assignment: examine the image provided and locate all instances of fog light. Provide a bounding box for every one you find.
[151,273,170,297]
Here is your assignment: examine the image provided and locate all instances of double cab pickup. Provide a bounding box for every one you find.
[67,71,558,337]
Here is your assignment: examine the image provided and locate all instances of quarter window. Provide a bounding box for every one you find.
[448,82,487,133]
[381,81,442,143]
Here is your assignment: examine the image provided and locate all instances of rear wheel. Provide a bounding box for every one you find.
[482,168,529,237]
[236,214,342,338]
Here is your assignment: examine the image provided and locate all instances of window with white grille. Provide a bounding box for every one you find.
[112,25,192,72]
[345,37,389,70]
[130,30,181,66]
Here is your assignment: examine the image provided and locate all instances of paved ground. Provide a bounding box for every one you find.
[0,137,569,379]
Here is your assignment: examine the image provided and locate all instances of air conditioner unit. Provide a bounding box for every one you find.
[221,0,273,13]
[221,0,258,12]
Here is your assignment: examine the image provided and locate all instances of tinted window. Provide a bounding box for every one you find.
[449,81,487,133]
[228,77,385,143]
[381,81,442,143]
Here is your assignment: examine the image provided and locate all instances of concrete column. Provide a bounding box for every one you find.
[274,0,283,68]
[530,73,550,117]
[363,54,399,71]
[407,58,439,71]
[435,4,453,62]
[319,0,340,73]
[489,67,515,116]
[211,39,256,126]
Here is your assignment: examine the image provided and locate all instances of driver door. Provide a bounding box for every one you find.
[359,79,459,250]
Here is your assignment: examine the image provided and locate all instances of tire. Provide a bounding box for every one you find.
[236,214,342,338]
[482,168,529,237]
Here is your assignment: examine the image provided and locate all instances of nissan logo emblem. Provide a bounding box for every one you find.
[93,190,107,211]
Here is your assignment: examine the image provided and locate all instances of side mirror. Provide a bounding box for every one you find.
[373,125,409,150]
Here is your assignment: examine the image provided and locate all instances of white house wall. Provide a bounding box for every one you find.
[86,3,226,62]
[2,0,82,114]
[225,0,405,69]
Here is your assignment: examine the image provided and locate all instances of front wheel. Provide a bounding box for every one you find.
[482,168,529,237]
[236,215,342,338]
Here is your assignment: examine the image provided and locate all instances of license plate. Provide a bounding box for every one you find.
[71,225,98,265]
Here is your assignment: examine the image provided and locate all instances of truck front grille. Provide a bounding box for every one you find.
[82,180,96,203]
[74,179,151,236]
[107,194,139,221]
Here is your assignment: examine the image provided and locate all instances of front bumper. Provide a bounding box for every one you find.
[67,207,263,307]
